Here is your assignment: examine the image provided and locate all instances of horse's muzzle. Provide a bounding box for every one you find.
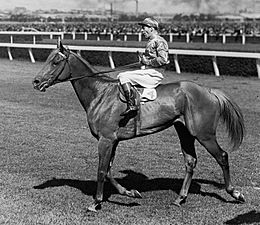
[32,77,49,92]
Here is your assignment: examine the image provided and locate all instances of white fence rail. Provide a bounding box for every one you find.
[0,42,260,78]
[0,31,258,44]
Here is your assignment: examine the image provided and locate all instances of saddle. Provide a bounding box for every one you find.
[118,83,158,105]
[118,83,159,135]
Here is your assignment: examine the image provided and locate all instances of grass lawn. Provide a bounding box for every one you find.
[0,58,259,224]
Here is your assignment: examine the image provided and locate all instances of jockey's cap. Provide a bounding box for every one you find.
[138,18,159,29]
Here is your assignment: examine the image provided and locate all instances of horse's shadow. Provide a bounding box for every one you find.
[224,210,260,225]
[34,169,229,206]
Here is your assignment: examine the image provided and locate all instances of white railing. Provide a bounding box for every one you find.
[0,31,64,44]
[0,42,260,78]
[0,31,259,44]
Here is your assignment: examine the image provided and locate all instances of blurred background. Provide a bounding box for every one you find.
[0,0,260,36]
[1,0,260,77]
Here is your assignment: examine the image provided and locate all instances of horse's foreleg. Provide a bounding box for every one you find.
[107,172,142,198]
[106,143,142,199]
[174,121,197,206]
[198,138,245,203]
[87,137,116,212]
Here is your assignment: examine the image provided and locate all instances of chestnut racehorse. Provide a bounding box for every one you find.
[33,42,245,212]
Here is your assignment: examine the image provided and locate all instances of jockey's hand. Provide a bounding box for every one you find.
[137,51,143,62]
[140,55,149,65]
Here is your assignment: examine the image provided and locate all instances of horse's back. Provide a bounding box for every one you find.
[157,80,215,104]
[164,80,219,107]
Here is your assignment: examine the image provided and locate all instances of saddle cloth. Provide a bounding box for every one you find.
[140,88,157,102]
[118,84,157,104]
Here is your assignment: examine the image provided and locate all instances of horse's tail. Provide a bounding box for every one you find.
[210,89,245,151]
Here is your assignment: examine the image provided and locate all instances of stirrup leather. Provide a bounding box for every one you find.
[120,83,138,116]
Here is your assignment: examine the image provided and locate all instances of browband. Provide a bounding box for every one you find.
[58,52,67,59]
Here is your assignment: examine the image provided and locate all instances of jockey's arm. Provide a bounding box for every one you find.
[141,41,169,67]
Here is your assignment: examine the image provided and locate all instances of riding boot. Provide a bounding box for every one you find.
[120,82,138,116]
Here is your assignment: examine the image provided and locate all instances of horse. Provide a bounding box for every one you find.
[33,41,245,212]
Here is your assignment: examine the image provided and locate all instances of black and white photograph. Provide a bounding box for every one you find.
[0,0,259,224]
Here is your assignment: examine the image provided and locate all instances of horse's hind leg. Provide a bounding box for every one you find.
[197,136,245,203]
[173,120,197,206]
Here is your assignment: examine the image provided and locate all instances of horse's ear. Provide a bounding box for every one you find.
[57,40,65,53]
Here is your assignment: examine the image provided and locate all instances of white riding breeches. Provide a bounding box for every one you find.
[117,68,164,88]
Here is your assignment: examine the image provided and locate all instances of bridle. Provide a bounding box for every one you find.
[46,49,141,86]
[45,51,71,86]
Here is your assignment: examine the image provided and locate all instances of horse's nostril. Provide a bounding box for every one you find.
[33,78,40,85]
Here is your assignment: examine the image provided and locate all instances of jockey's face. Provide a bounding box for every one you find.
[141,25,153,39]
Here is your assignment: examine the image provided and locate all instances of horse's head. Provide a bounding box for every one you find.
[33,41,72,92]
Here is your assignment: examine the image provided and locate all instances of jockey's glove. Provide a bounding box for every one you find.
[140,55,150,65]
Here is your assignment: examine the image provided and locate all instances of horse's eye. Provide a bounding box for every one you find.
[52,59,60,66]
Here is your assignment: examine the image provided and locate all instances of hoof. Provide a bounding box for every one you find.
[125,189,142,198]
[130,189,142,198]
[232,190,245,203]
[172,201,181,207]
[173,195,186,207]
[87,202,101,212]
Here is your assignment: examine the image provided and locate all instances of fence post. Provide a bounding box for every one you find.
[10,35,13,44]
[242,33,246,45]
[222,34,226,44]
[186,33,190,43]
[204,33,207,43]
[7,47,13,61]
[174,54,181,74]
[28,48,35,63]
[84,32,88,40]
[212,56,220,76]
[108,51,115,69]
[256,59,260,79]
[169,33,173,42]
[138,33,142,42]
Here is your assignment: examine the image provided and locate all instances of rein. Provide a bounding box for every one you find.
[52,50,140,83]
[47,50,140,86]
[66,61,141,82]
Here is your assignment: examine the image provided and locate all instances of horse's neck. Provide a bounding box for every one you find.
[70,63,113,111]
[71,57,100,90]
[70,54,118,111]
[72,78,116,116]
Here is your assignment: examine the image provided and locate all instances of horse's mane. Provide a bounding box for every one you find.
[70,51,98,73]
[70,51,118,84]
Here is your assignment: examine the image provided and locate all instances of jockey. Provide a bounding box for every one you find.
[117,17,169,116]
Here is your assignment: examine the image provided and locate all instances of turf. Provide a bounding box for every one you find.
[0,58,259,224]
